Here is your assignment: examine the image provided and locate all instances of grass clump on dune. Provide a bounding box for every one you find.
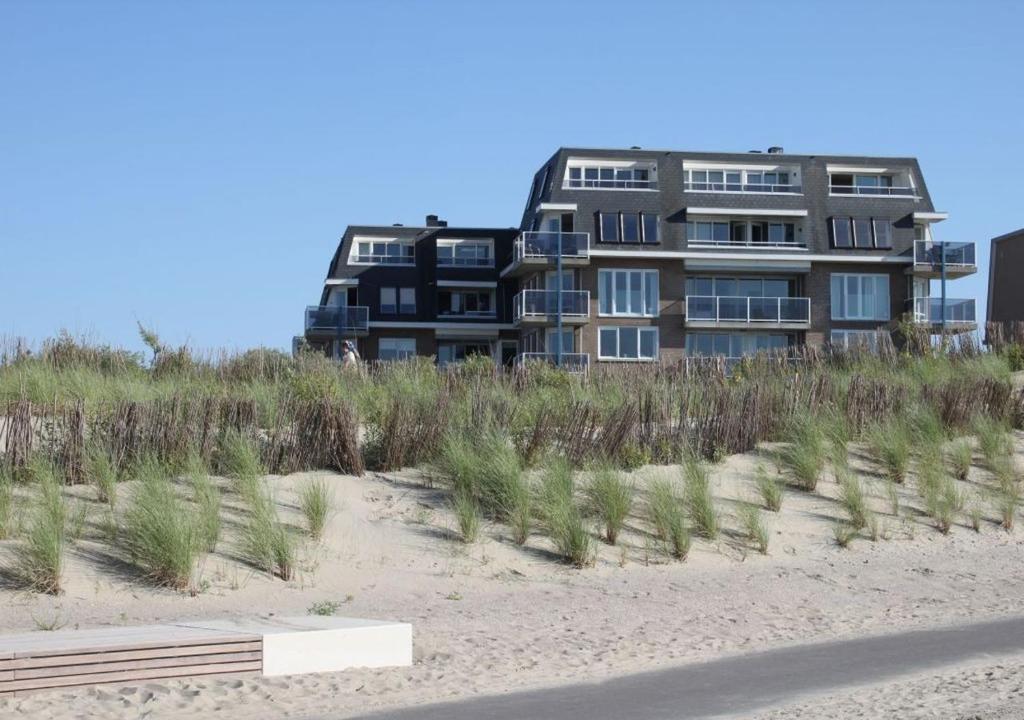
[683,457,719,540]
[14,460,66,594]
[948,439,973,482]
[917,455,962,535]
[537,459,592,567]
[185,453,221,553]
[123,455,202,591]
[218,430,265,499]
[86,446,118,509]
[868,420,912,485]
[973,416,1014,473]
[836,469,871,530]
[298,477,334,541]
[737,502,769,554]
[647,478,690,561]
[585,464,633,545]
[754,465,783,512]
[0,466,12,540]
[778,415,826,491]
[240,488,296,581]
[451,487,480,543]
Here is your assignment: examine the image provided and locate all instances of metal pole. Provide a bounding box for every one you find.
[555,231,563,368]
[940,241,947,335]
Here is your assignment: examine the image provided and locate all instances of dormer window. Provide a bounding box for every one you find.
[827,166,916,197]
[351,237,415,265]
[437,238,493,267]
[682,162,801,194]
[563,158,658,190]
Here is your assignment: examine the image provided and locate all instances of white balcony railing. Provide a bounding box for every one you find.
[684,181,801,194]
[513,232,590,263]
[910,297,977,324]
[829,184,916,197]
[687,238,806,249]
[513,290,590,322]
[685,296,810,325]
[516,352,590,372]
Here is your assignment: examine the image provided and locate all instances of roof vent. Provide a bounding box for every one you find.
[748,149,763,153]
[425,214,446,227]
[767,146,784,154]
[630,145,641,150]
[392,223,403,227]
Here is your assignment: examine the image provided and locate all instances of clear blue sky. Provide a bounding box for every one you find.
[2,0,1021,353]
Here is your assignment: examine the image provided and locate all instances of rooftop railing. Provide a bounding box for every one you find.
[910,297,977,324]
[685,296,811,324]
[913,240,977,268]
[513,289,590,322]
[304,305,370,334]
[514,231,590,263]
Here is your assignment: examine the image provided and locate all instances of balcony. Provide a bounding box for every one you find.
[502,231,590,278]
[909,297,977,329]
[829,184,916,197]
[516,352,590,373]
[513,290,590,326]
[911,241,977,279]
[304,305,370,338]
[684,296,811,330]
[684,181,801,194]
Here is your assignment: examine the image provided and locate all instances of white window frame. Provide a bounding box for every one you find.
[682,163,802,195]
[826,169,917,198]
[597,326,659,362]
[349,236,415,266]
[436,238,494,268]
[830,273,890,321]
[598,269,659,317]
[379,337,417,361]
[563,158,659,191]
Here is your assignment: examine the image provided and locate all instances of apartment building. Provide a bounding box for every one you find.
[988,228,1024,324]
[302,147,978,367]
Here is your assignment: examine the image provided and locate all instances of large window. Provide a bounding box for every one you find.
[598,327,659,361]
[352,237,415,265]
[685,333,789,358]
[566,164,656,189]
[830,274,890,320]
[599,270,659,316]
[685,277,792,298]
[684,167,800,193]
[379,338,416,361]
[381,287,415,315]
[687,220,798,247]
[438,289,495,317]
[597,212,659,244]
[830,217,894,250]
[437,239,493,267]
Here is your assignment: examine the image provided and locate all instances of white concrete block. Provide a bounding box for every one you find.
[175,616,413,677]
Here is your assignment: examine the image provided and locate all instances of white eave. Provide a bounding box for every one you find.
[535,202,577,213]
[324,278,359,286]
[685,207,809,217]
[826,164,897,174]
[913,211,948,223]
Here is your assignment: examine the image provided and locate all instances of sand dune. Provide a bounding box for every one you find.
[1,435,1023,719]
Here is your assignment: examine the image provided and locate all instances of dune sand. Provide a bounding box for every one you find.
[2,435,1023,718]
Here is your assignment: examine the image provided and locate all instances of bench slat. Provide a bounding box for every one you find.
[2,661,262,693]
[3,641,262,670]
[12,651,262,680]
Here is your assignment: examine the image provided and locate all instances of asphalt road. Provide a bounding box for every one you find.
[342,615,1024,720]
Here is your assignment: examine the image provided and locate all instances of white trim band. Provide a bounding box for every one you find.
[324,278,359,286]
[685,207,808,217]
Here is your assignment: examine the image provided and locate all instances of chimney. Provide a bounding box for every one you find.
[767,146,784,154]
[426,214,447,227]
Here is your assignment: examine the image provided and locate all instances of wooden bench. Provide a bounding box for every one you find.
[0,624,262,696]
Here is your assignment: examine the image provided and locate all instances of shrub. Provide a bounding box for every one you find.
[586,465,633,545]
[15,463,66,593]
[123,471,201,590]
[948,439,973,482]
[868,421,912,484]
[779,415,826,491]
[298,477,334,541]
[737,502,769,554]
[647,478,689,560]
[754,465,783,512]
[683,457,719,539]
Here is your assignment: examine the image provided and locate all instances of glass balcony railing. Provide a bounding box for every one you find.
[513,290,590,322]
[829,184,916,197]
[914,241,977,268]
[514,232,590,262]
[304,305,370,334]
[516,352,590,372]
[911,298,976,324]
[685,296,810,324]
[684,181,801,194]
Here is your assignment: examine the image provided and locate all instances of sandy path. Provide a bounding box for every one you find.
[1,436,1023,718]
